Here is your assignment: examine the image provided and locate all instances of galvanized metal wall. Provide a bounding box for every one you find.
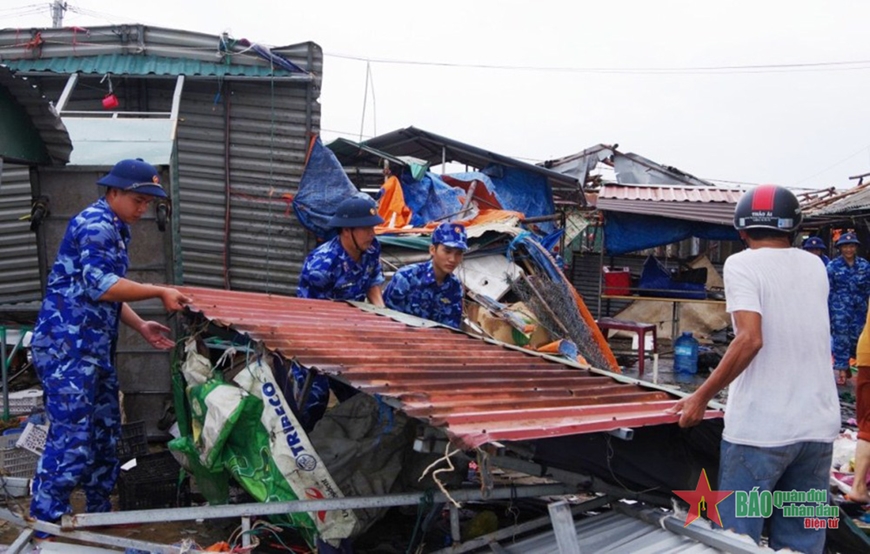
[175,79,318,294]
[0,163,42,306]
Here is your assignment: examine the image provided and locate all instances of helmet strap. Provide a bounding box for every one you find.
[340,228,365,261]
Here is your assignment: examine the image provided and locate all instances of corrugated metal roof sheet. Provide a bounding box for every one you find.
[0,65,71,165]
[361,127,585,206]
[4,54,310,79]
[499,510,724,554]
[177,285,722,449]
[599,184,744,203]
[596,184,744,226]
[808,184,870,216]
[0,26,319,81]
[542,144,716,189]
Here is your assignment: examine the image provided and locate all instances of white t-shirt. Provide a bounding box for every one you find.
[722,247,840,447]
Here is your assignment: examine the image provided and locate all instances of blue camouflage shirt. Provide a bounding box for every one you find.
[383,260,464,328]
[828,255,870,368]
[31,197,129,366]
[297,235,384,301]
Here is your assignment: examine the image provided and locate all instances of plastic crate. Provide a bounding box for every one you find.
[602,266,631,296]
[117,421,148,461]
[118,451,187,511]
[0,389,43,416]
[15,422,48,455]
[0,432,39,478]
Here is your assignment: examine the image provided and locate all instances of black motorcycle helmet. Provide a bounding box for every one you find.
[733,185,802,232]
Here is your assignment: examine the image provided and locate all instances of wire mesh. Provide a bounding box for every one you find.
[509,274,611,369]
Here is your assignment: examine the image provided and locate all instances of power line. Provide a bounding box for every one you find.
[794,144,870,186]
[326,51,870,75]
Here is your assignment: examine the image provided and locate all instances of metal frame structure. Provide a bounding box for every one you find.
[0,483,576,552]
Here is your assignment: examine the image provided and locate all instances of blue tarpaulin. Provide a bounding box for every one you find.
[294,141,559,236]
[400,171,464,227]
[449,165,556,232]
[604,211,740,255]
[293,137,358,240]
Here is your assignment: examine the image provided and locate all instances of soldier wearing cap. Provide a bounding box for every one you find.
[297,194,386,306]
[828,232,870,385]
[383,221,468,329]
[801,236,830,265]
[29,159,191,534]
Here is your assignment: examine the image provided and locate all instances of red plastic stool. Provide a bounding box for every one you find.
[596,317,658,376]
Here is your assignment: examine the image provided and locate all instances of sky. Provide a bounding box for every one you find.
[4,0,870,190]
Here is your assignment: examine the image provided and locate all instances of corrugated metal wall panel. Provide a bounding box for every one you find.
[0,164,42,304]
[174,77,318,295]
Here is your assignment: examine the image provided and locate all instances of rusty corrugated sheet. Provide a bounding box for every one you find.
[177,286,720,449]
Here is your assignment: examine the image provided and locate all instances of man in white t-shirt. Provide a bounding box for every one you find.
[670,184,840,554]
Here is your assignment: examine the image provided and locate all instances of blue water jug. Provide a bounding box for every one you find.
[674,331,699,375]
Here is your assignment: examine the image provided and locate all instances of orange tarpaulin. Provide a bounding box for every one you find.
[374,208,524,235]
[376,175,412,229]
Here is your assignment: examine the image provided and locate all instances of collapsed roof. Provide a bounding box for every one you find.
[176,285,722,449]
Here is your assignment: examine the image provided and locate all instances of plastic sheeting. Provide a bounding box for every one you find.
[295,142,557,236]
[293,137,359,240]
[604,211,739,256]
[449,165,556,232]
[399,171,464,227]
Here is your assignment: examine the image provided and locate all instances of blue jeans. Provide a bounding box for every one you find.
[718,440,832,554]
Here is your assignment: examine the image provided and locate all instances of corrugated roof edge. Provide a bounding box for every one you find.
[0,64,71,165]
[0,25,322,79]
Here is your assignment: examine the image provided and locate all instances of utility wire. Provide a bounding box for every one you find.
[794,144,870,185]
[0,6,49,20]
[327,51,870,75]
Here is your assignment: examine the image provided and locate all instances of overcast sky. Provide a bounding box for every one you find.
[4,1,870,189]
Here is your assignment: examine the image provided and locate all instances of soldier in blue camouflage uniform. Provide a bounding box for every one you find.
[29,159,190,535]
[828,232,870,385]
[383,222,467,329]
[297,195,386,305]
[802,236,830,266]
[294,195,385,429]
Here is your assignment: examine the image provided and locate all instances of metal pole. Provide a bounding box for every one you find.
[241,516,251,549]
[450,503,460,544]
[50,0,66,28]
[61,484,576,529]
[1,327,8,421]
[55,73,79,114]
[597,224,604,319]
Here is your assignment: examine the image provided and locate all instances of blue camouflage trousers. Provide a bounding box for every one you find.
[30,348,121,524]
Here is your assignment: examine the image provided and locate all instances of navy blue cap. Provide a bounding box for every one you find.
[432,222,468,250]
[328,195,384,228]
[802,237,826,250]
[97,158,166,198]
[836,232,861,247]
